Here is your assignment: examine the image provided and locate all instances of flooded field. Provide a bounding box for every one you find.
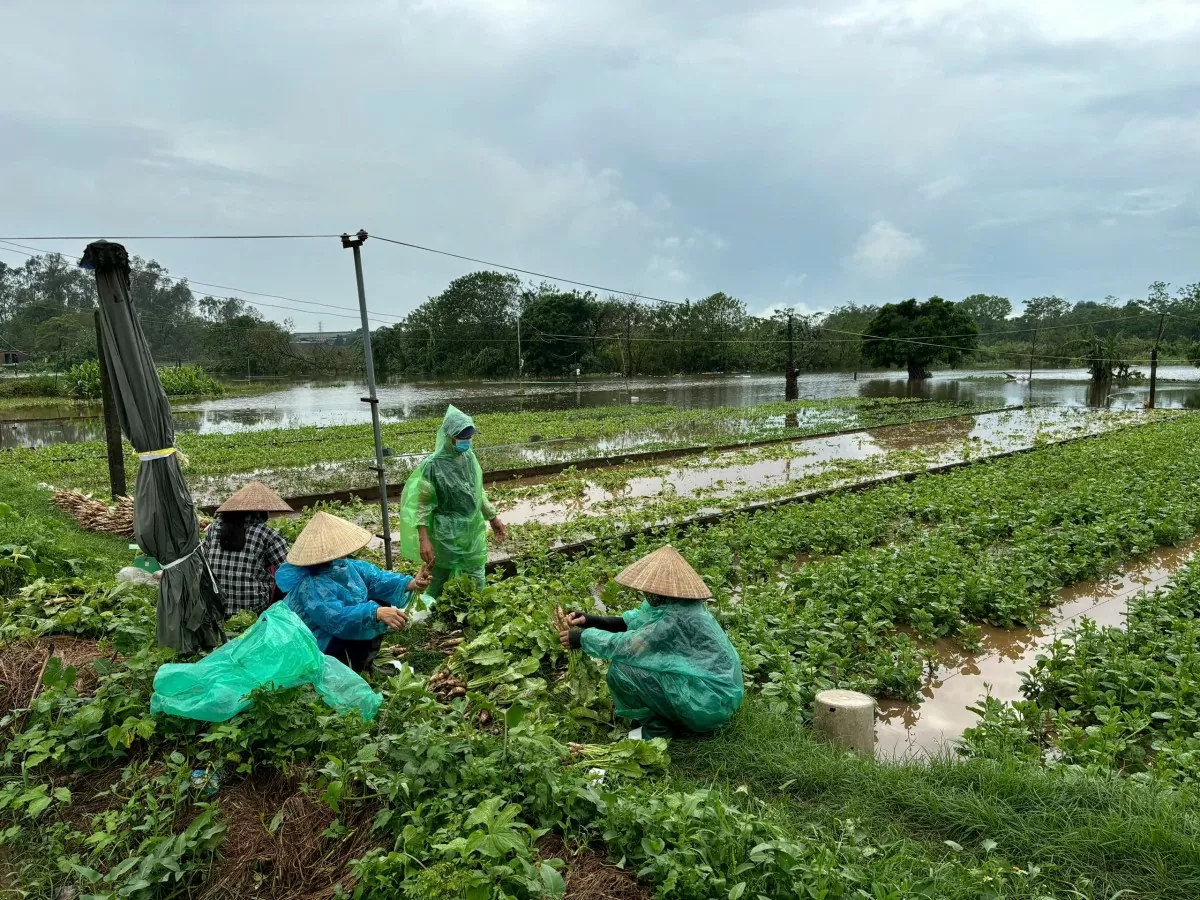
[4,367,1199,448]
[489,407,1153,529]
[874,537,1200,760]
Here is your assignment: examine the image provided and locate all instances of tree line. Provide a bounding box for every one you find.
[0,254,360,377]
[2,253,1198,381]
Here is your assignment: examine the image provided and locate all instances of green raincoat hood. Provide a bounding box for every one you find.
[435,405,477,456]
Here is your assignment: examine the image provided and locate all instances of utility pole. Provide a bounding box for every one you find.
[1148,312,1167,409]
[785,311,798,401]
[516,313,523,382]
[341,230,393,569]
[93,310,127,499]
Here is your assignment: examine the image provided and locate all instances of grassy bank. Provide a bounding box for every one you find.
[672,699,1200,900]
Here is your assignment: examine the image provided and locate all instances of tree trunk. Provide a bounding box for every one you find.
[907,359,929,380]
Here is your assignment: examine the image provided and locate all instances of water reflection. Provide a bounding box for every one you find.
[4,367,1199,448]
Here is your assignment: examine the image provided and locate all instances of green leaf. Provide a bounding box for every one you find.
[943,840,963,853]
[540,863,566,897]
[729,883,747,899]
[981,839,997,853]
[26,795,51,819]
[504,702,527,729]
[53,787,71,804]
[23,753,48,770]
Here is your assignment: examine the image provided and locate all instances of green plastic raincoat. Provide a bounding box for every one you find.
[581,599,744,738]
[400,405,496,576]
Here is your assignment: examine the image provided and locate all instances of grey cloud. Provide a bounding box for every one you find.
[0,0,1197,325]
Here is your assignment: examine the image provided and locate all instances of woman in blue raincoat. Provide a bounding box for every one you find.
[557,545,743,739]
[400,405,506,597]
[276,511,430,673]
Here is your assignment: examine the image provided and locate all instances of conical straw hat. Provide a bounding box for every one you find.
[614,545,712,600]
[217,481,293,514]
[287,511,373,566]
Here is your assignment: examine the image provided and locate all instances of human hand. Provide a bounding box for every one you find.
[558,627,575,649]
[419,535,436,565]
[567,611,588,628]
[490,517,508,542]
[409,564,432,593]
[376,606,409,631]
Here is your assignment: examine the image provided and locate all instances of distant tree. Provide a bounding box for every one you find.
[406,271,520,377]
[816,304,879,371]
[958,294,1012,338]
[1019,295,1071,377]
[520,286,597,376]
[34,313,95,367]
[861,296,978,380]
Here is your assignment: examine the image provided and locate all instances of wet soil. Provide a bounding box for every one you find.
[874,537,1200,760]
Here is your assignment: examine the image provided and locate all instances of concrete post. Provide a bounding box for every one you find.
[813,689,875,758]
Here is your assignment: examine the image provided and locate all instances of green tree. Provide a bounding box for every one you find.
[861,297,979,379]
[519,287,597,376]
[958,294,1012,337]
[406,271,520,377]
[34,313,95,367]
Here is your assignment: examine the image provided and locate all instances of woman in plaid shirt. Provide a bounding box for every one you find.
[202,482,293,618]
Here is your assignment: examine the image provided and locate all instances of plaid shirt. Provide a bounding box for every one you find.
[203,518,289,616]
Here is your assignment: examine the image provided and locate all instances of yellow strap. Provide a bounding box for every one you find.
[138,447,189,465]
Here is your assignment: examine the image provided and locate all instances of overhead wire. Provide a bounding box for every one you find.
[0,234,342,241]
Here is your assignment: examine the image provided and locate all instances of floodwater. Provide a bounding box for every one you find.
[874,537,1200,760]
[492,407,1148,528]
[4,367,1199,448]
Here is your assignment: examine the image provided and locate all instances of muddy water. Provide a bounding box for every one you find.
[494,408,1145,527]
[874,538,1200,760]
[5,367,1199,448]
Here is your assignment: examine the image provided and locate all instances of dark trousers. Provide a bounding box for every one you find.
[324,634,384,674]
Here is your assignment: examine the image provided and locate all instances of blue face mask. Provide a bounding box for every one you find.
[454,439,472,453]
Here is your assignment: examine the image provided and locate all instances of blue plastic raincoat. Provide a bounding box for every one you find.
[276,558,415,651]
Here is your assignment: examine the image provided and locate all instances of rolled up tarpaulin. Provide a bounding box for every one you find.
[81,240,224,653]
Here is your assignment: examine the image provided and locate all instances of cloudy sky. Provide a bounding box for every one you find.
[2,1,1198,330]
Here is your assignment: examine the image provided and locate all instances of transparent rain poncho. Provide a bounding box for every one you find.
[581,599,744,736]
[400,405,492,573]
[149,602,383,722]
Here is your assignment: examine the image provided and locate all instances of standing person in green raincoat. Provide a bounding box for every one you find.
[556,545,743,739]
[400,405,507,597]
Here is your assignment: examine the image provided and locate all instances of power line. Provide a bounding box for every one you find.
[370,234,686,307]
[0,234,341,241]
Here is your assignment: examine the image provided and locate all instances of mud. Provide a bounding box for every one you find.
[874,538,1200,760]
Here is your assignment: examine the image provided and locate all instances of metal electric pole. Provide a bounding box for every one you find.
[785,312,799,401]
[341,230,393,569]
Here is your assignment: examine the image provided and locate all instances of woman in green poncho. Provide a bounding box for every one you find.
[557,545,743,739]
[400,405,506,597]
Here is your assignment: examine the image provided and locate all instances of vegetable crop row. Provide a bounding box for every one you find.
[443,415,1200,715]
[963,553,1200,787]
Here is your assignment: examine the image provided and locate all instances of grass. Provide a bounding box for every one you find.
[671,699,1200,900]
[0,468,130,578]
